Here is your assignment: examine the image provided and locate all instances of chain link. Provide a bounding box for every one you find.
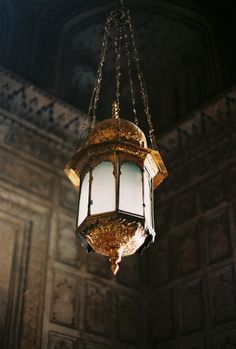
[123,18,138,125]
[126,10,157,149]
[87,13,113,129]
[114,14,121,118]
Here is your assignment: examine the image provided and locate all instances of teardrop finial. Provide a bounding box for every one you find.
[112,101,119,120]
[108,247,122,275]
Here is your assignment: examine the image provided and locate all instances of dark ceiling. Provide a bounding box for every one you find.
[0,0,236,135]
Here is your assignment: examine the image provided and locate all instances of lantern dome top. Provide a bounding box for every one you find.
[85,118,147,148]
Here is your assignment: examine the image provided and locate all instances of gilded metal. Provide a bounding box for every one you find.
[65,117,167,274]
[112,101,119,120]
[85,118,147,147]
[83,215,147,275]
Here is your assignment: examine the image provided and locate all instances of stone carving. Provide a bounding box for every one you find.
[60,179,78,211]
[164,137,233,199]
[0,59,235,349]
[155,201,171,230]
[148,238,171,287]
[48,331,77,349]
[210,265,236,324]
[57,214,86,268]
[87,253,111,279]
[231,167,236,198]
[179,280,204,333]
[117,293,138,343]
[51,271,77,328]
[200,176,225,211]
[83,342,108,349]
[0,67,87,144]
[149,289,173,343]
[0,148,52,198]
[214,330,236,349]
[0,286,7,342]
[0,111,70,167]
[204,209,231,264]
[173,192,196,226]
[0,68,235,175]
[117,255,140,288]
[184,339,206,349]
[171,226,200,277]
[0,214,29,349]
[85,281,111,336]
[113,344,136,349]
[0,185,49,349]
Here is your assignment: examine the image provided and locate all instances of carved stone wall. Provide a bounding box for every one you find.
[0,77,143,348]
[0,69,236,349]
[147,86,236,349]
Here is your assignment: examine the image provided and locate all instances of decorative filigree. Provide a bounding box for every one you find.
[85,117,147,147]
[79,216,147,274]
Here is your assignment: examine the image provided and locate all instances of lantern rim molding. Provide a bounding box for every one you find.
[65,117,167,192]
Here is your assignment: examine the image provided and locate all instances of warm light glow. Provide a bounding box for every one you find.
[144,171,152,225]
[77,172,89,226]
[119,162,143,216]
[91,161,116,214]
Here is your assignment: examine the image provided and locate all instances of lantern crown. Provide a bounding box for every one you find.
[85,117,147,148]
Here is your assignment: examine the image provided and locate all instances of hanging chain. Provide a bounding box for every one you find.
[87,13,113,130]
[79,3,157,149]
[114,12,122,118]
[123,18,139,125]
[127,11,157,149]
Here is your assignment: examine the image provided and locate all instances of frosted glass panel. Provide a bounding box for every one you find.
[78,172,89,226]
[119,162,143,215]
[144,171,152,225]
[91,162,116,214]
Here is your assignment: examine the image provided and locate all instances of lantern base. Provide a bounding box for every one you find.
[76,211,156,274]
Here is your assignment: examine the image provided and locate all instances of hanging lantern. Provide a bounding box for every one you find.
[64,3,167,274]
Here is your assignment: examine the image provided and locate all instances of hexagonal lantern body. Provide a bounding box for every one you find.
[64,118,167,274]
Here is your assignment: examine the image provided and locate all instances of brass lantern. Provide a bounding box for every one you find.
[64,3,167,274]
[65,104,167,274]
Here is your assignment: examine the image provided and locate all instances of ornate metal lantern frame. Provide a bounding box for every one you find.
[64,1,168,274]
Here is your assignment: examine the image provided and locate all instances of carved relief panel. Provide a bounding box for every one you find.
[48,332,78,349]
[171,224,200,277]
[117,293,138,343]
[50,270,78,328]
[0,212,30,349]
[57,214,86,269]
[210,265,236,325]
[85,281,111,337]
[0,182,50,349]
[148,288,174,344]
[178,279,204,334]
[146,91,236,349]
[214,330,236,349]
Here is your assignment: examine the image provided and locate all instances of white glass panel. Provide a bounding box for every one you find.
[91,161,116,214]
[119,162,143,215]
[77,172,89,226]
[144,171,152,225]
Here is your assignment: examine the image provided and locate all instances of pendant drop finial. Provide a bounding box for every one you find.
[109,247,122,275]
